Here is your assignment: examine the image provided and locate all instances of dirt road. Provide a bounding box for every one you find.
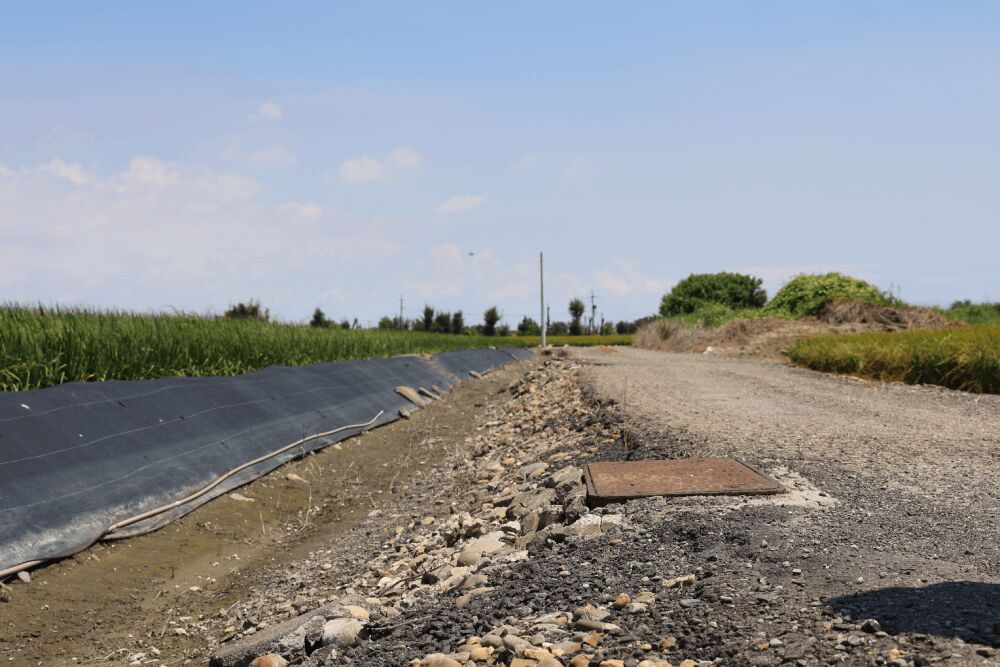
[578,347,1000,660]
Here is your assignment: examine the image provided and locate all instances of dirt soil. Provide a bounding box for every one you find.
[0,359,532,666]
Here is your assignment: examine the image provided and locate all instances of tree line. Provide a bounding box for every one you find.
[226,299,649,336]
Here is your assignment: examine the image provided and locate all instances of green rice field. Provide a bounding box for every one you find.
[0,306,530,392]
[514,334,633,347]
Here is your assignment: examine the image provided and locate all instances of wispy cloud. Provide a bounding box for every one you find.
[436,194,487,214]
[512,151,538,170]
[276,201,326,221]
[0,156,397,314]
[33,159,93,186]
[562,155,598,183]
[338,147,423,184]
[593,259,668,297]
[248,101,283,124]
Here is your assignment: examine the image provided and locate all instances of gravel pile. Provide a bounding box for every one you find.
[210,351,998,667]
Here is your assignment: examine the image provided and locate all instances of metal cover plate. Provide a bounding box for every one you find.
[584,458,784,506]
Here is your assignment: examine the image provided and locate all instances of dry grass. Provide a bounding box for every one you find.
[634,300,955,359]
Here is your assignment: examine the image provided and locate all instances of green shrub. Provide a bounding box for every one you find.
[517,316,541,336]
[667,303,766,328]
[945,301,1000,325]
[483,306,500,336]
[764,273,894,317]
[660,272,766,317]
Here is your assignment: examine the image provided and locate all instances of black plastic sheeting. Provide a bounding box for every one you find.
[0,348,531,572]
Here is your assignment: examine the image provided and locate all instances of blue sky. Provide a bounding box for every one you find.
[2,2,999,325]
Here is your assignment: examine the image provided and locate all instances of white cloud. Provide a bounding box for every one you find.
[119,156,179,188]
[339,156,385,184]
[249,101,283,123]
[0,163,13,178]
[562,155,598,183]
[386,147,422,170]
[0,157,399,313]
[338,147,422,184]
[277,201,326,221]
[221,137,298,170]
[246,143,297,168]
[593,260,668,297]
[436,194,487,214]
[34,159,92,186]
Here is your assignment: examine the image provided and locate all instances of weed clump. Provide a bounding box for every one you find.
[764,273,895,318]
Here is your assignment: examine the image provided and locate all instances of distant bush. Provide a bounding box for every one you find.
[945,301,1000,325]
[668,303,766,328]
[310,308,328,328]
[615,316,656,335]
[483,306,500,336]
[549,321,569,335]
[660,272,766,317]
[433,311,452,334]
[517,316,541,336]
[225,300,269,321]
[764,273,894,317]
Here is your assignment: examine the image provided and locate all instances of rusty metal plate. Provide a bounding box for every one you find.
[584,458,784,507]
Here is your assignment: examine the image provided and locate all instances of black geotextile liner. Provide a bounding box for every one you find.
[0,348,531,572]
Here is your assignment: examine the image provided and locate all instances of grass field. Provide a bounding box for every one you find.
[515,334,633,347]
[788,325,1000,394]
[0,306,530,392]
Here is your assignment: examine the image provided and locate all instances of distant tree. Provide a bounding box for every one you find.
[615,316,656,334]
[549,321,569,335]
[517,316,541,336]
[225,300,269,321]
[310,307,328,328]
[568,298,585,335]
[497,323,511,337]
[378,316,394,329]
[422,305,435,332]
[600,321,614,335]
[451,310,465,334]
[483,306,501,336]
[433,311,452,333]
[340,319,351,329]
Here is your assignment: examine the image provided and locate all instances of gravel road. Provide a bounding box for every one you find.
[576,347,1000,664]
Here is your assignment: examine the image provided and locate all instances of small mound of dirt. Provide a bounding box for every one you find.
[634,300,957,359]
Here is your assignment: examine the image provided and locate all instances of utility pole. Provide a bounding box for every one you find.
[539,252,546,348]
